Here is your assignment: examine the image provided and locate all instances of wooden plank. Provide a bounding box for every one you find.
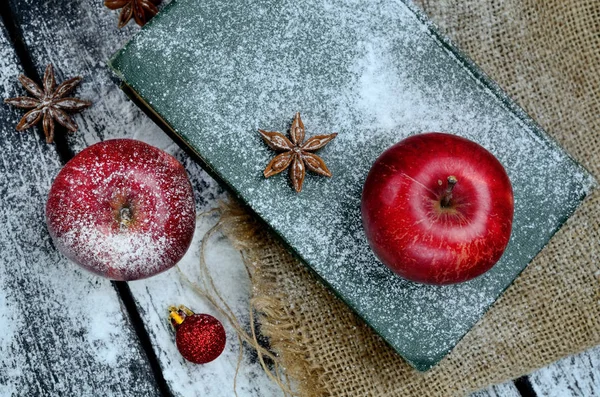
[7,1,283,395]
[470,382,522,397]
[0,23,160,396]
[529,346,600,396]
[12,1,599,396]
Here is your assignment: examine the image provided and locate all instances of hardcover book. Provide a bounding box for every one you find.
[110,0,594,370]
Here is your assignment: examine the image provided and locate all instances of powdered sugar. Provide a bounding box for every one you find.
[57,224,170,274]
[46,139,196,281]
[111,0,594,369]
[0,23,164,396]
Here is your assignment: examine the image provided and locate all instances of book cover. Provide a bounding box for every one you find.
[110,0,594,370]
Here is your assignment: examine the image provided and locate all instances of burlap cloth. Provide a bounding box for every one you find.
[223,1,600,395]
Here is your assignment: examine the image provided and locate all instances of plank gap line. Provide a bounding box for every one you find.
[113,281,175,397]
[514,376,538,397]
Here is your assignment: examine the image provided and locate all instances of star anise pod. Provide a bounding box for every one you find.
[4,64,92,144]
[259,112,337,193]
[105,0,161,29]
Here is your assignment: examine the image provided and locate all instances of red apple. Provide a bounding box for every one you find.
[46,139,196,281]
[361,133,514,285]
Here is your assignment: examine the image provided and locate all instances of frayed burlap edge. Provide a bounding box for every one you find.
[218,202,330,396]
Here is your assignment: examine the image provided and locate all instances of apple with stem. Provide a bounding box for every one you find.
[361,132,514,285]
[46,139,196,281]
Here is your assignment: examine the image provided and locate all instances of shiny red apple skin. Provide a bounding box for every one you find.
[46,139,196,281]
[361,133,514,285]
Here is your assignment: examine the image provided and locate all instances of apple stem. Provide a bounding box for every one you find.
[168,305,195,328]
[441,175,458,208]
[119,206,133,230]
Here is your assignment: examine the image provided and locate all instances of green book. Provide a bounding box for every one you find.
[110,0,594,370]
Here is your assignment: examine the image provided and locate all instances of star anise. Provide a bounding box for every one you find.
[4,64,92,144]
[105,0,160,29]
[259,112,337,193]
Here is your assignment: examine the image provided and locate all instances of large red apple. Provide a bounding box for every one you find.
[46,139,196,281]
[361,133,514,285]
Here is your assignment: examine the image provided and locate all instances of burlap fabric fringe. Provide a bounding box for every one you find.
[175,207,297,397]
[216,1,600,395]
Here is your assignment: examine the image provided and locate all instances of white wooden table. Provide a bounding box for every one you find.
[0,1,597,396]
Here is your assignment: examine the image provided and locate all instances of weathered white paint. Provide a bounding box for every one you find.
[5,0,600,396]
[530,347,600,397]
[0,21,160,397]
[6,0,283,395]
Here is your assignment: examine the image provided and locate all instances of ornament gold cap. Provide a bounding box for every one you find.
[169,305,195,327]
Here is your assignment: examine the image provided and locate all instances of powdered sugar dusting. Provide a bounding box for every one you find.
[111,0,594,369]
[57,224,169,274]
[46,139,196,281]
[0,29,29,397]
[0,22,165,396]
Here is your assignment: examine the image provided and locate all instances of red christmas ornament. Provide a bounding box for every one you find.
[169,305,226,364]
